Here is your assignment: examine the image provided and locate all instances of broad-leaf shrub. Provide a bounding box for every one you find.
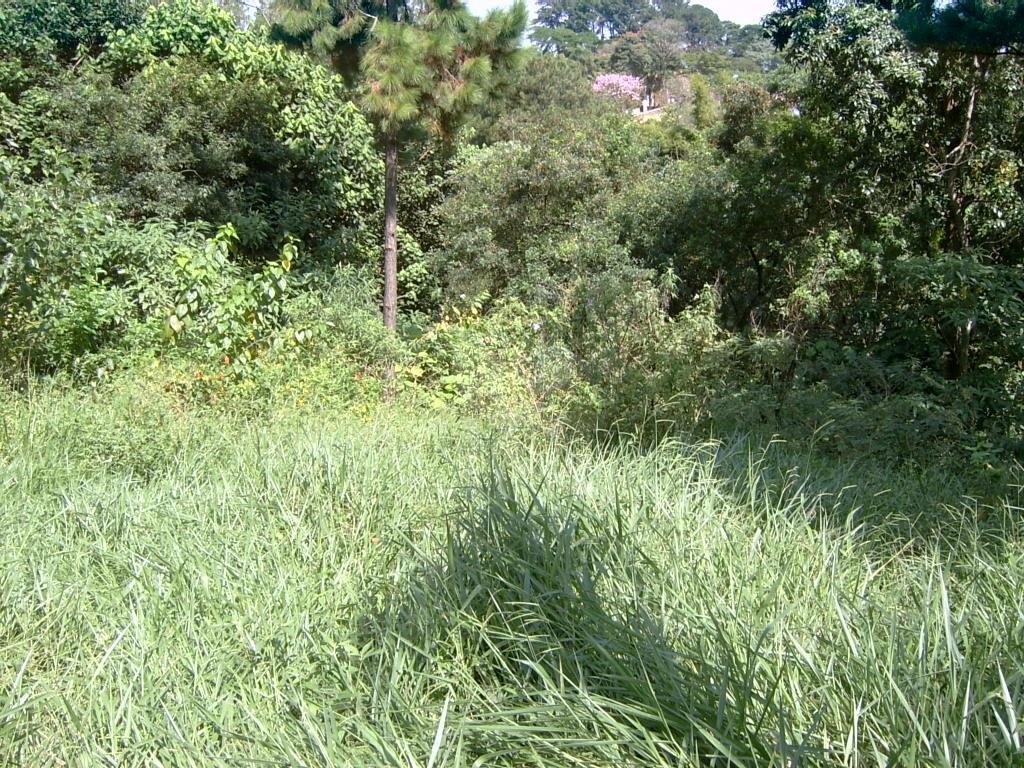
[164,226,304,374]
[0,171,303,378]
[0,0,144,61]
[406,298,550,413]
[7,0,383,264]
[0,170,192,375]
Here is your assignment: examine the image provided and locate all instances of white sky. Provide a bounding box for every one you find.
[465,0,777,27]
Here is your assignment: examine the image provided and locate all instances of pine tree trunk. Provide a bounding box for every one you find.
[382,132,399,331]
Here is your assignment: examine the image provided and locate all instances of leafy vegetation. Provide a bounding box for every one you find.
[1,0,1023,764]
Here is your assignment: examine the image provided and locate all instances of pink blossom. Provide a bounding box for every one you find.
[592,73,644,104]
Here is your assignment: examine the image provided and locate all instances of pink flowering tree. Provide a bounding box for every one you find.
[592,73,644,107]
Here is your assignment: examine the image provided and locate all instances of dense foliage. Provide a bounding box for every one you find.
[1,0,381,374]
[3,0,1024,466]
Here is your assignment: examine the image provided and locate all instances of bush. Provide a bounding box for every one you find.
[0,0,144,61]
[436,113,654,305]
[551,274,744,439]
[103,0,382,259]
[404,298,548,415]
[5,0,382,265]
[0,172,196,375]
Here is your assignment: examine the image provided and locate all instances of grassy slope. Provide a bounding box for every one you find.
[1,386,1022,766]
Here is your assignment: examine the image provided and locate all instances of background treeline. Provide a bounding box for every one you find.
[531,0,781,85]
[2,0,1024,479]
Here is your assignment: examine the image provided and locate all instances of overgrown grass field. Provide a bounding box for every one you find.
[1,386,1022,766]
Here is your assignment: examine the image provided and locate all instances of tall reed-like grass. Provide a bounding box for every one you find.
[0,387,1021,766]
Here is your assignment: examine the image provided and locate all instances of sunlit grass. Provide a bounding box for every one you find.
[1,386,1021,766]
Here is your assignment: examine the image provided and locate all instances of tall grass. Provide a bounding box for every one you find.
[1,385,1021,766]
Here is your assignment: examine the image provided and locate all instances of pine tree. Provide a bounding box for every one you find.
[271,0,526,330]
[901,0,1024,54]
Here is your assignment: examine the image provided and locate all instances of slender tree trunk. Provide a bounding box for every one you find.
[940,54,989,379]
[382,132,399,331]
[380,0,400,397]
[944,54,985,255]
